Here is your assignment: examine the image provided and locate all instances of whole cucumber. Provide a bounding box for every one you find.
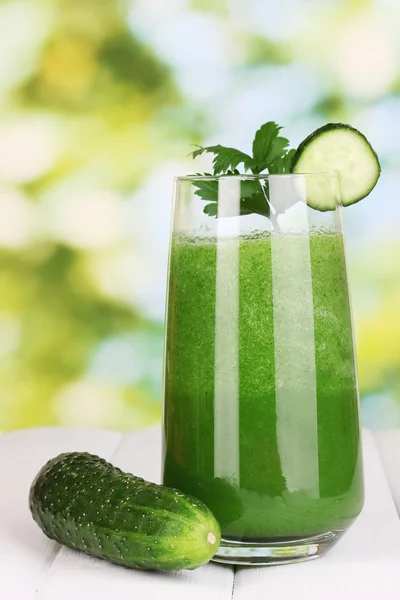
[29,452,221,571]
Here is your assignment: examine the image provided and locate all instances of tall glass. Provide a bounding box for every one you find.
[162,174,364,565]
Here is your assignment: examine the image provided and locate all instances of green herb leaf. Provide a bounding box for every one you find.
[252,122,290,173]
[240,191,270,218]
[193,178,218,202]
[190,121,295,219]
[193,178,270,219]
[190,145,253,175]
[203,202,218,217]
[268,148,296,174]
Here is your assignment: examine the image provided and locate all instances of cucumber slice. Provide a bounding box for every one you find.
[292,123,381,210]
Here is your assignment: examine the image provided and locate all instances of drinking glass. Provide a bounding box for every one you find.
[162,174,364,565]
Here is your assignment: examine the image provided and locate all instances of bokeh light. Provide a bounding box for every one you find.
[0,0,399,431]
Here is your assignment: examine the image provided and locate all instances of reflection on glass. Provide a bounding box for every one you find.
[213,177,240,485]
[163,174,364,565]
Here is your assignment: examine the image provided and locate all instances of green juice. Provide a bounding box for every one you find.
[163,230,364,540]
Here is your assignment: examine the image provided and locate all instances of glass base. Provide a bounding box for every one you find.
[212,530,344,566]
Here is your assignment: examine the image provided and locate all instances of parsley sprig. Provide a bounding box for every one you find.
[190,122,295,218]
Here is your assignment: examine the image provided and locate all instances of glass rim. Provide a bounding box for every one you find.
[175,172,337,182]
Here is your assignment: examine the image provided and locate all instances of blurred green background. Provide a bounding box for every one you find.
[0,0,399,431]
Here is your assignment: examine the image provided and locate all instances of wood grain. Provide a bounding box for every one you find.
[233,431,400,599]
[31,427,234,600]
[0,427,399,599]
[373,429,400,514]
[0,427,121,600]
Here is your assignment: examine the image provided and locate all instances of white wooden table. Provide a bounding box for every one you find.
[1,428,400,600]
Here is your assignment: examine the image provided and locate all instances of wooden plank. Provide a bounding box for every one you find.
[373,429,400,513]
[233,431,400,599]
[0,427,122,600]
[35,428,234,600]
[3,426,399,599]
